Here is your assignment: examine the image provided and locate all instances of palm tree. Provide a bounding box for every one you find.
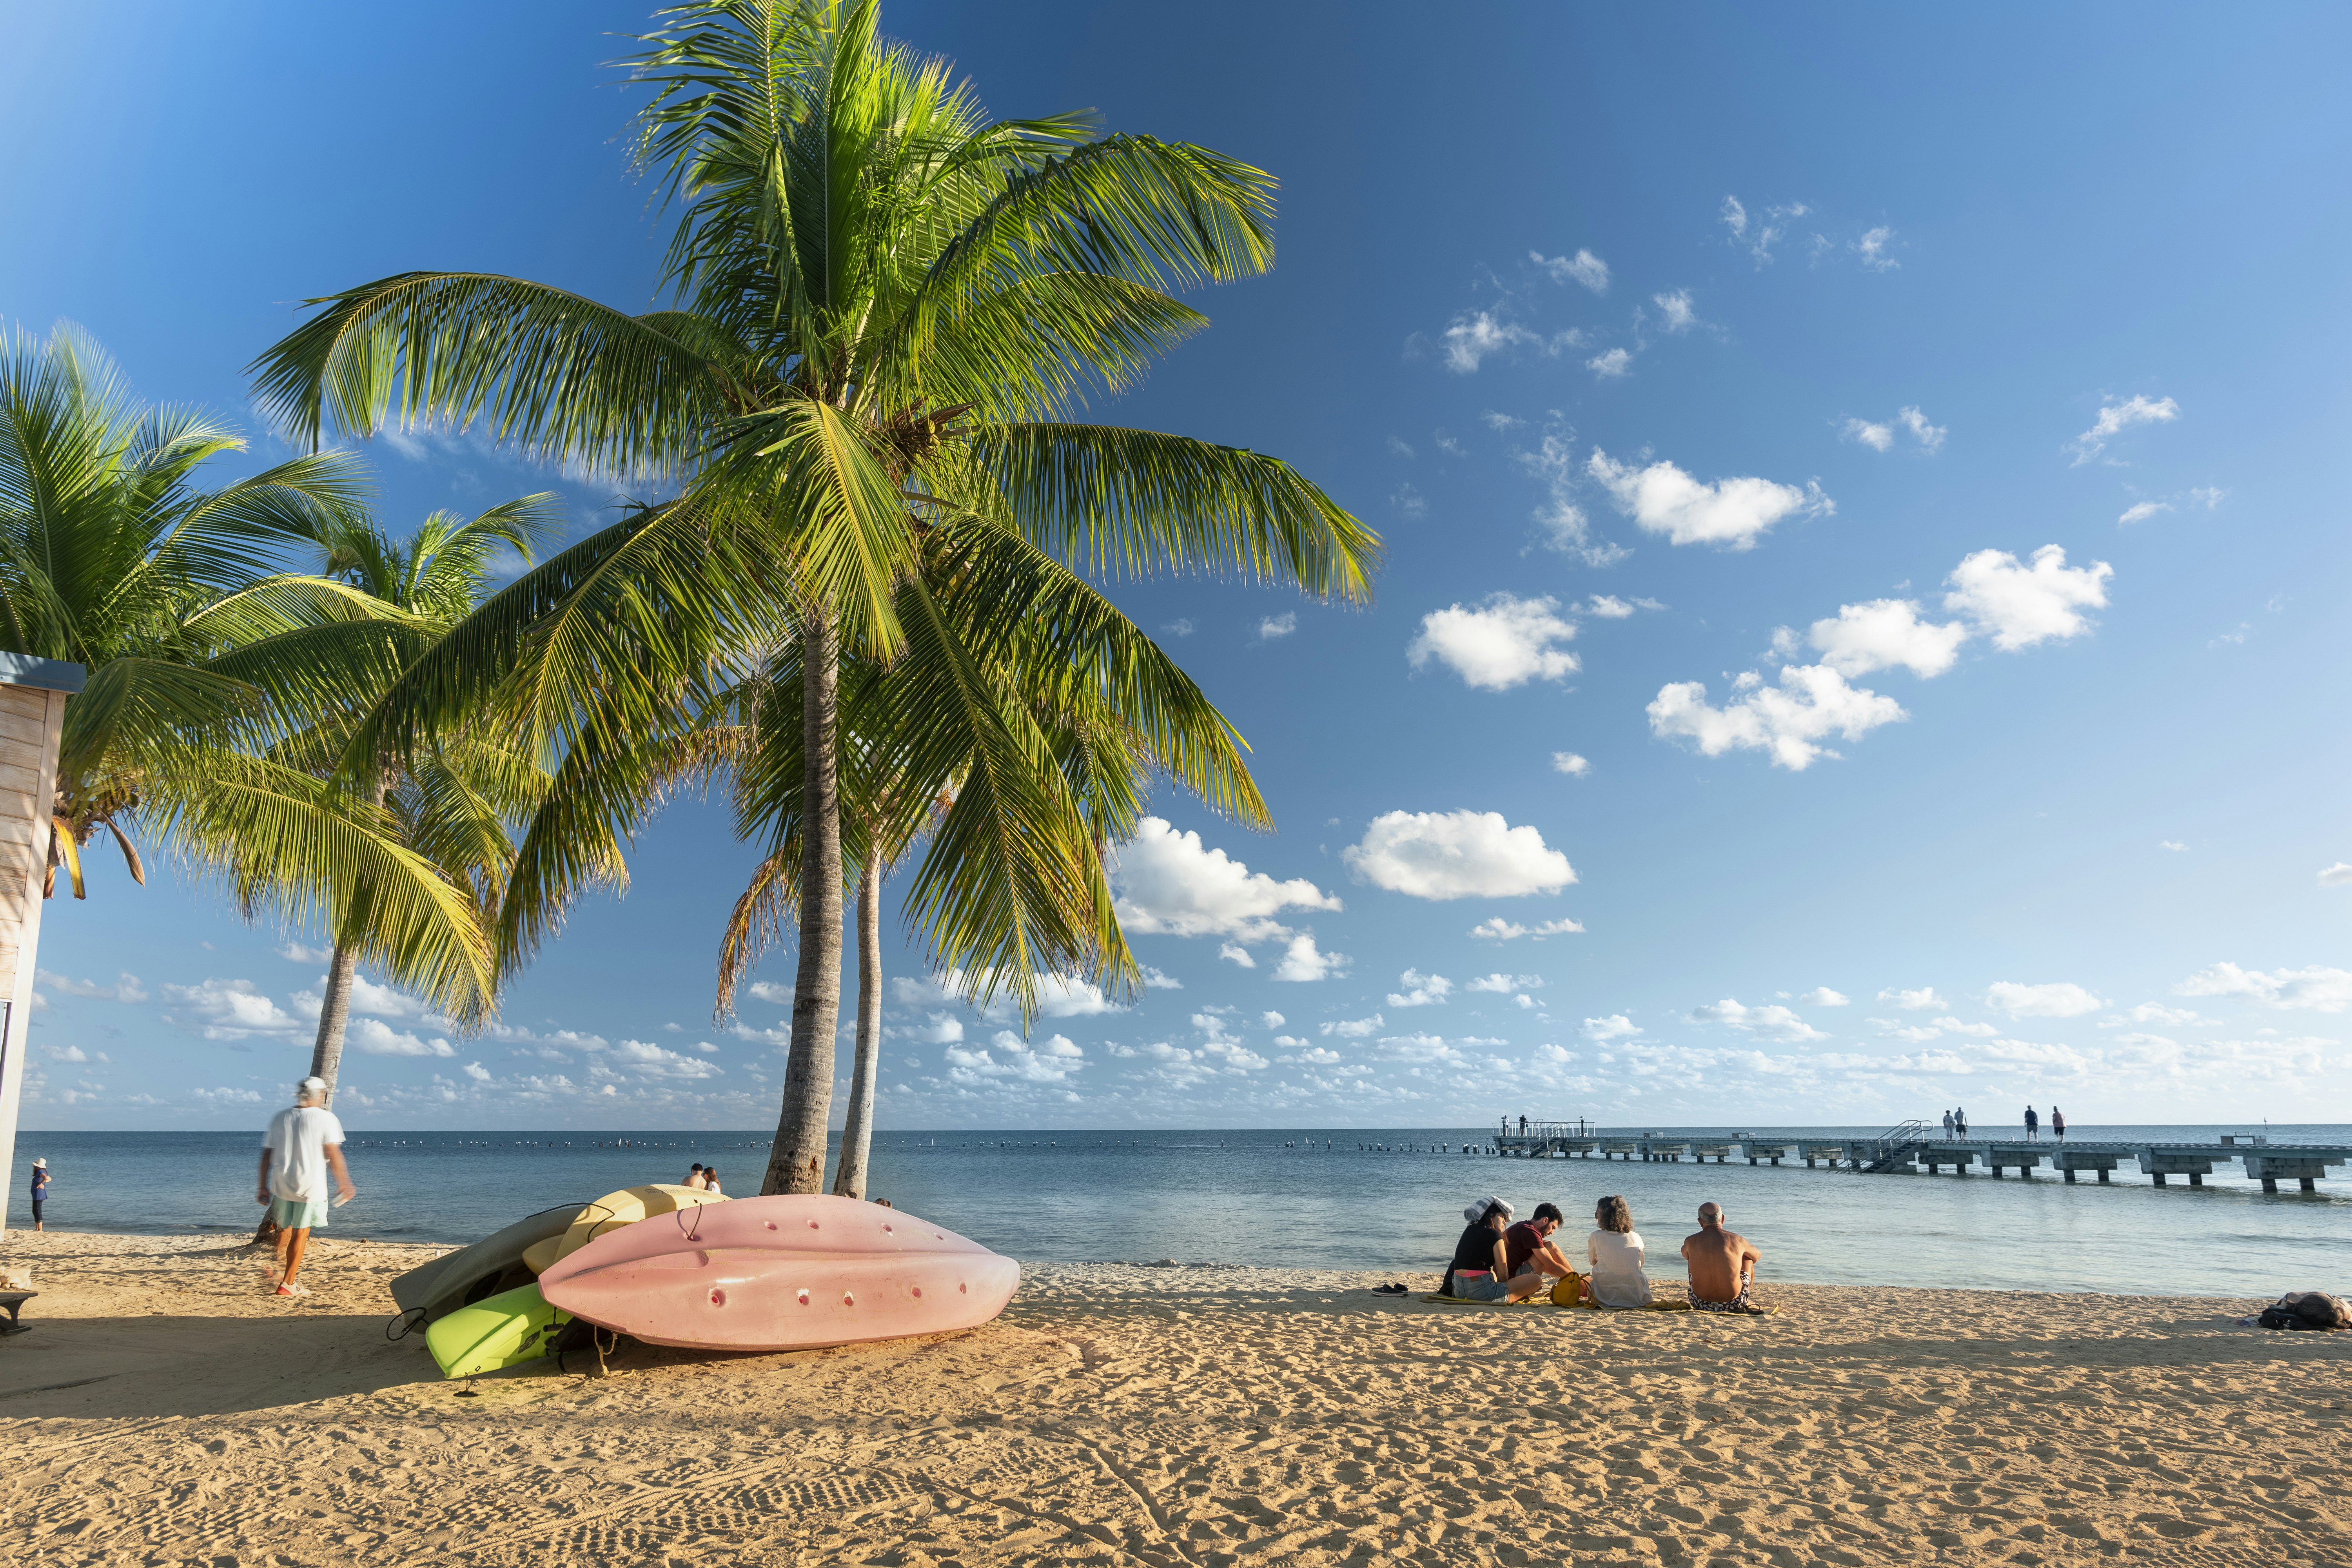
[711,522,1248,1198]
[0,323,498,1020]
[249,0,1380,1193]
[270,497,560,1102]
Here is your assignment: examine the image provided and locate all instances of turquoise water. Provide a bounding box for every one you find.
[9,1123,2347,1298]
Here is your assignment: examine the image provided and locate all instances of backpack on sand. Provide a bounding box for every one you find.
[1550,1271,1588,1308]
[2257,1291,2349,1331]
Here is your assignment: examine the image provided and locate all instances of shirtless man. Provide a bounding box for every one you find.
[1680,1202,1762,1313]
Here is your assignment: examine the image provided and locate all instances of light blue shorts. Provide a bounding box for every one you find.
[269,1196,330,1232]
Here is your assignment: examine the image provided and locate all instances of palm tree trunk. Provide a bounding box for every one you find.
[831,842,884,1199]
[307,943,360,1107]
[764,608,844,1195]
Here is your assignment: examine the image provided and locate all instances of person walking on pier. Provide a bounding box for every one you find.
[1942,1109,1955,1141]
[2051,1106,2067,1142]
[2024,1105,2040,1141]
[1955,1106,1969,1138]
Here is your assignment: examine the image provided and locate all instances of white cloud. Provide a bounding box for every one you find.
[1550,751,1592,779]
[1854,226,1898,270]
[1515,425,1628,567]
[1586,348,1633,379]
[2069,394,2179,464]
[1218,943,1256,969]
[278,942,332,964]
[2320,864,2352,887]
[350,1018,457,1058]
[1878,987,1945,1011]
[1162,617,1196,637]
[1138,965,1182,990]
[1112,817,1340,942]
[944,1031,1087,1085]
[1468,916,1584,940]
[1582,595,1635,619]
[1944,544,2112,650]
[463,1061,494,1083]
[162,978,302,1041]
[1321,1014,1383,1039]
[889,969,1124,1019]
[1588,448,1831,550]
[1481,410,1525,432]
[1804,599,1969,679]
[1689,998,1827,1042]
[1389,483,1426,521]
[904,1013,963,1045]
[1465,973,1541,993]
[1407,594,1579,690]
[1843,417,1895,452]
[2177,962,2352,1013]
[1385,969,1454,1008]
[1800,987,1851,1007]
[746,980,793,1004]
[1721,196,1809,263]
[1985,981,2107,1018]
[1648,664,1905,771]
[2118,501,2171,526]
[1582,1014,1642,1042]
[1533,248,1610,293]
[2158,840,2187,852]
[1843,406,1943,453]
[1345,810,1577,900]
[1441,312,1577,374]
[1651,290,1699,333]
[1260,1010,1285,1029]
[35,970,148,1004]
[1257,613,1297,642]
[1270,934,1348,983]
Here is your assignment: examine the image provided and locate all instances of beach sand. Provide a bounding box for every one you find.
[0,1231,2346,1567]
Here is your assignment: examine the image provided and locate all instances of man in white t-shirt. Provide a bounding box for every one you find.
[256,1077,356,1297]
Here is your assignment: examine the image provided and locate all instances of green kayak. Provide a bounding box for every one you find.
[424,1281,572,1378]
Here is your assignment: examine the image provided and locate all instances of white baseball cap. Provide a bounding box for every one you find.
[298,1076,328,1098]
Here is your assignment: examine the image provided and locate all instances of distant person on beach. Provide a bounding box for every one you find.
[703,1168,723,1195]
[2024,1106,2040,1141]
[1586,1195,1652,1308]
[28,1158,49,1231]
[1444,1197,1547,1301]
[685,1163,708,1189]
[2051,1107,2067,1141]
[1942,1110,1955,1141]
[1504,1203,1576,1283]
[256,1076,355,1298]
[1681,1203,1763,1313]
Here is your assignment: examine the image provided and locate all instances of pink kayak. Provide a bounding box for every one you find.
[536,1194,1020,1352]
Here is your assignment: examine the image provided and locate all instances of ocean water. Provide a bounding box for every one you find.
[8,1123,2348,1298]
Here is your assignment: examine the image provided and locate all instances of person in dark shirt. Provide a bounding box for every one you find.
[1443,1197,1547,1301]
[1504,1203,1575,1284]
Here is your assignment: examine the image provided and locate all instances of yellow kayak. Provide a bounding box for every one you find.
[518,1184,727,1276]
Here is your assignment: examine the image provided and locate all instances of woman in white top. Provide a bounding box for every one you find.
[1585,1194,1651,1308]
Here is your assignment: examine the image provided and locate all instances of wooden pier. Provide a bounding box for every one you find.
[1486,1119,2351,1192]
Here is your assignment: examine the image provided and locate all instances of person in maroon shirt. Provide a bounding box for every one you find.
[1504,1203,1576,1284]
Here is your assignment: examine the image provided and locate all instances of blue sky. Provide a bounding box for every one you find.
[11,2,2351,1130]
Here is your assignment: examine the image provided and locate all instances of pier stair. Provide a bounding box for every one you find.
[1860,1120,1932,1174]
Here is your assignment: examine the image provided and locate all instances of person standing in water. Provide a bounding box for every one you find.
[27,1158,50,1231]
[256,1077,356,1297]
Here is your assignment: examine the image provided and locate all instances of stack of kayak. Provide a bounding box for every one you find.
[388,1189,1020,1379]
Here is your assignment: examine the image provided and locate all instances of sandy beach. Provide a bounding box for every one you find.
[0,1231,2346,1567]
